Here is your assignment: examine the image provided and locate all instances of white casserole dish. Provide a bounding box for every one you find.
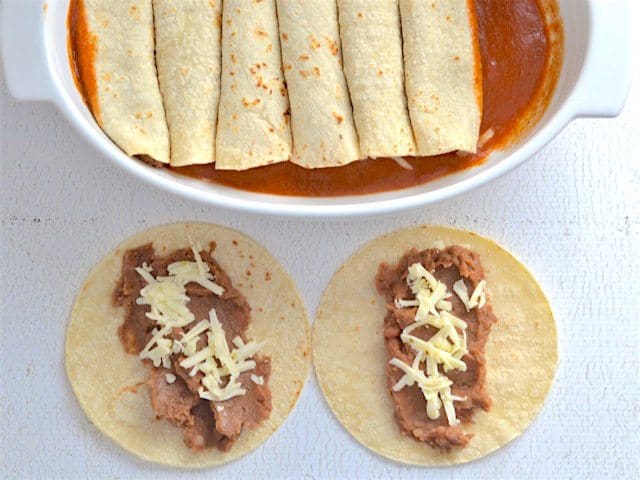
[0,0,633,217]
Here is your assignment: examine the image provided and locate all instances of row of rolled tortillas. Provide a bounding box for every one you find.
[84,0,482,170]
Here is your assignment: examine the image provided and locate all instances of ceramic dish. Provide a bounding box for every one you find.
[0,0,633,217]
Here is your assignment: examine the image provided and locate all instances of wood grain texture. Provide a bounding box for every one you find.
[0,63,639,478]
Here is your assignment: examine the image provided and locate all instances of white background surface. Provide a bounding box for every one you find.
[1,51,639,480]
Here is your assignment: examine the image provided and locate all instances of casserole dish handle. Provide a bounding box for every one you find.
[572,0,634,118]
[1,0,55,102]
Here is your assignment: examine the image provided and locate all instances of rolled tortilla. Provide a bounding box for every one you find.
[277,0,360,168]
[400,0,483,155]
[338,0,416,158]
[215,0,291,170]
[153,0,222,167]
[83,0,169,163]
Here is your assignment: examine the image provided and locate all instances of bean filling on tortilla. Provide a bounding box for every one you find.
[113,242,272,452]
[376,246,496,450]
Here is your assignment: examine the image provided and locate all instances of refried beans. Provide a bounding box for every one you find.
[113,242,272,452]
[376,246,496,450]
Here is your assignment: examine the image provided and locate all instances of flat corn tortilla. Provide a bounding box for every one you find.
[277,0,361,168]
[313,226,556,466]
[215,0,292,170]
[83,0,170,163]
[400,0,483,155]
[153,0,222,167]
[66,223,310,468]
[338,0,417,158]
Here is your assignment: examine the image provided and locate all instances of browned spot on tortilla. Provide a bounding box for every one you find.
[327,39,339,56]
[308,35,321,50]
[242,98,261,108]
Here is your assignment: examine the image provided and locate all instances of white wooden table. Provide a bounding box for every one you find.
[1,59,638,479]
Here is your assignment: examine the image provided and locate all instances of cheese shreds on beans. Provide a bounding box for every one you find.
[135,241,264,402]
[391,262,485,426]
[453,278,486,311]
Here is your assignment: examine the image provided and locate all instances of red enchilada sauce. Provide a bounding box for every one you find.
[68,0,100,122]
[68,0,562,197]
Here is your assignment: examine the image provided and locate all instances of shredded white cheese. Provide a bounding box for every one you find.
[139,325,173,368]
[390,353,463,423]
[391,156,414,170]
[453,279,486,311]
[469,280,487,309]
[135,265,194,328]
[391,262,478,426]
[182,309,265,402]
[135,244,225,368]
[397,263,453,318]
[453,279,471,311]
[477,128,495,149]
[134,240,262,403]
[250,374,264,385]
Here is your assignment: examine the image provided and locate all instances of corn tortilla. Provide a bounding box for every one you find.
[84,0,170,163]
[66,223,310,468]
[153,0,222,167]
[313,226,556,466]
[338,0,416,157]
[215,0,292,170]
[276,0,361,168]
[400,0,483,155]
